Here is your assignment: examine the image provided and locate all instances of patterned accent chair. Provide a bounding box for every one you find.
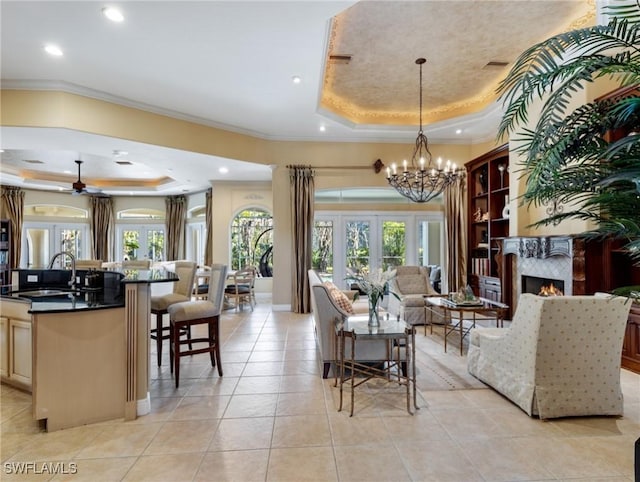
[387,266,439,325]
[467,293,632,419]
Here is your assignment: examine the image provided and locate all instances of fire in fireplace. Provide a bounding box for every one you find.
[522,275,565,296]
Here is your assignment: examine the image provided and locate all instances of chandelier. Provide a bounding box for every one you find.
[386,58,462,203]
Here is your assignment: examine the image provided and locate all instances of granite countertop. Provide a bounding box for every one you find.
[4,268,179,313]
[3,290,125,313]
[117,269,180,283]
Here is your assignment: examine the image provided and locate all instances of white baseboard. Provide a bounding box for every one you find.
[137,392,151,416]
[272,304,292,312]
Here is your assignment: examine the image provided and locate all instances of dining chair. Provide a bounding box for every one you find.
[121,259,152,269]
[150,261,197,366]
[224,267,255,312]
[241,265,259,306]
[75,259,103,269]
[193,265,211,300]
[168,263,228,388]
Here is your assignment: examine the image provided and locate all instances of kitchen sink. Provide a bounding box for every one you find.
[11,288,82,298]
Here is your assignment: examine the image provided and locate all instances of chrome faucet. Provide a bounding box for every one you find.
[47,251,77,291]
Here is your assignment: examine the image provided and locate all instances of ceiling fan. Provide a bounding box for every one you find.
[71,160,102,195]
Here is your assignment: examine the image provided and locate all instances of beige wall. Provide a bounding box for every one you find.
[1,83,616,307]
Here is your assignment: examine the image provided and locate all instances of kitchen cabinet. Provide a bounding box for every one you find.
[0,317,7,377]
[0,301,32,390]
[9,318,32,386]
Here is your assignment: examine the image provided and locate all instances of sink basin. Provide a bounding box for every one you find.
[12,289,81,298]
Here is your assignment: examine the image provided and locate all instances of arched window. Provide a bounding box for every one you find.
[230,208,273,274]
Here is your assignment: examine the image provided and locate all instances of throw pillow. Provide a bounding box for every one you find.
[324,281,355,314]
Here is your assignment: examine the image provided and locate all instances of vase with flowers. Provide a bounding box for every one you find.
[352,268,399,327]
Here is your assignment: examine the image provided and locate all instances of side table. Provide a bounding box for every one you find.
[335,316,417,416]
[424,296,508,355]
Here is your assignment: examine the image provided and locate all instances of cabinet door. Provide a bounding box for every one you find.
[9,319,32,386]
[0,317,8,377]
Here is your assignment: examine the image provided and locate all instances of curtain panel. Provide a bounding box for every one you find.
[0,186,24,268]
[289,165,315,313]
[90,196,115,262]
[204,188,213,266]
[444,175,467,293]
[165,195,187,261]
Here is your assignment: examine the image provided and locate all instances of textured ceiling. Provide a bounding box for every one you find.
[0,0,596,195]
[322,0,594,126]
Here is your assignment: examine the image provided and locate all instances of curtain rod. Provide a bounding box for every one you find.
[287,160,383,171]
[301,166,371,170]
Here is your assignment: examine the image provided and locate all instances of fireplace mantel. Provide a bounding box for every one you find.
[502,236,572,259]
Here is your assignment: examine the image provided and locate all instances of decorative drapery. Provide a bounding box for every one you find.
[165,195,187,261]
[0,186,24,268]
[444,175,467,293]
[289,165,315,313]
[89,196,115,262]
[204,188,213,266]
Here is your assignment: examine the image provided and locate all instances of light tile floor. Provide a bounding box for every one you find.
[1,298,639,481]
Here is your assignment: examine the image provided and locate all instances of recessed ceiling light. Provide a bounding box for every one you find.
[292,76,301,84]
[319,125,326,132]
[63,170,72,174]
[102,7,124,22]
[44,44,63,57]
[455,129,462,135]
[219,167,229,174]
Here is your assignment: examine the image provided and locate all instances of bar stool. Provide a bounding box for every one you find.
[168,263,228,388]
[150,261,197,366]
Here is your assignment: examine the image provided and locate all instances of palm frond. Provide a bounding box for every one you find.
[497,18,640,139]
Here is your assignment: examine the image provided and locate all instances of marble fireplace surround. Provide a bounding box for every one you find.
[502,236,588,311]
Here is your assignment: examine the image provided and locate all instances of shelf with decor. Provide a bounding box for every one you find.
[465,144,509,299]
[0,219,11,295]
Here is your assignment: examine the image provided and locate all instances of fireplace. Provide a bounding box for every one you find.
[501,236,587,314]
[522,275,565,296]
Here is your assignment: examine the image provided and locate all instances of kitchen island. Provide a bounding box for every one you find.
[1,268,177,431]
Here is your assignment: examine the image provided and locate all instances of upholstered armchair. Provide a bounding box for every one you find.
[467,293,632,419]
[387,266,439,325]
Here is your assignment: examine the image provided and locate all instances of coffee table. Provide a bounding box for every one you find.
[424,296,508,355]
[335,315,417,416]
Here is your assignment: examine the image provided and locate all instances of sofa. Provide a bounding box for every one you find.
[467,293,632,419]
[308,269,394,378]
[387,266,440,325]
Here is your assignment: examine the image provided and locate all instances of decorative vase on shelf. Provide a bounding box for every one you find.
[502,194,510,219]
[478,166,488,194]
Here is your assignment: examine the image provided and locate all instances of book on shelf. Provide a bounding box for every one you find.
[476,242,489,248]
[471,257,490,277]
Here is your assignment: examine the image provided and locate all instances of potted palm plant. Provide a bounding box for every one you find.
[496,0,640,299]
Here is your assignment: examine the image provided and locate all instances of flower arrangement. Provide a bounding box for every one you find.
[350,268,398,325]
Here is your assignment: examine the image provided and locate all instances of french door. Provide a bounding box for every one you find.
[117,224,165,262]
[313,212,443,289]
[22,222,89,268]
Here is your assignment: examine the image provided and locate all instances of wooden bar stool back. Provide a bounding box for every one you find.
[168,263,228,387]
